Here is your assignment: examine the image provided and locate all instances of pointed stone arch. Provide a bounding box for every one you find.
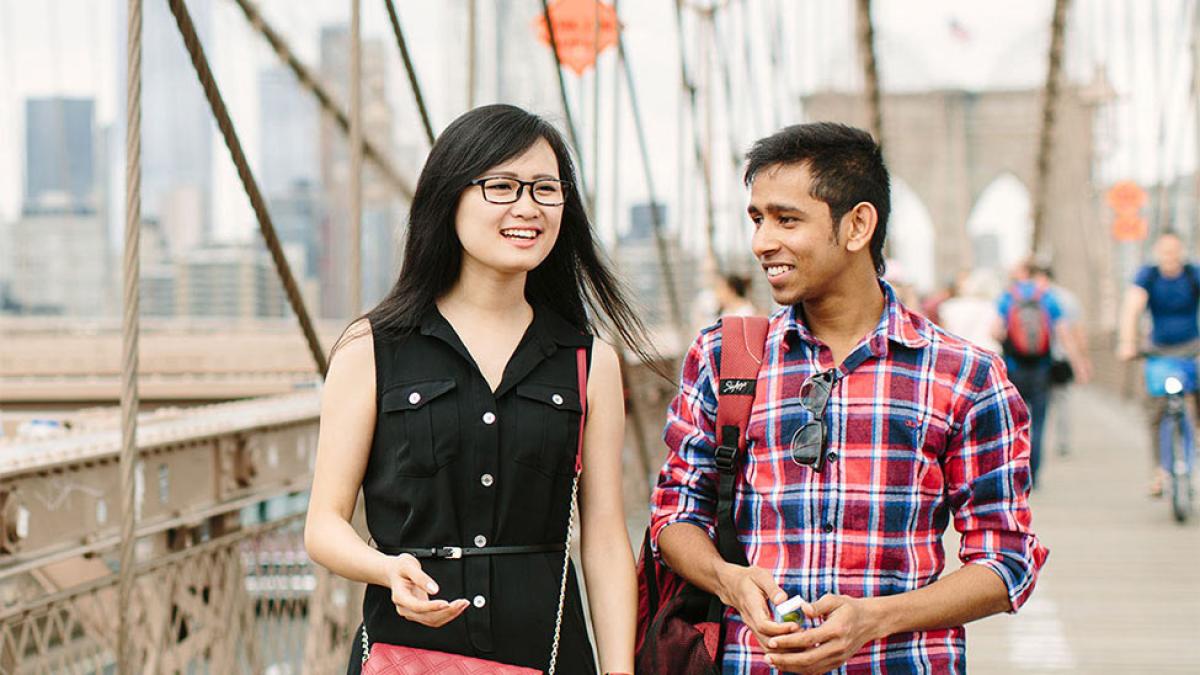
[889,177,938,292]
[966,173,1034,274]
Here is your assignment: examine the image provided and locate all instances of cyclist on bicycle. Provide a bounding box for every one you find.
[1117,230,1200,496]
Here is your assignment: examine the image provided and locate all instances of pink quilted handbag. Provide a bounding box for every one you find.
[362,642,538,674]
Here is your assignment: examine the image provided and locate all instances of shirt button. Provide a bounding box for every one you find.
[823,523,835,534]
[482,412,496,425]
[552,394,564,406]
[481,473,494,487]
[827,451,839,462]
[472,595,486,608]
[408,392,421,405]
[474,535,488,547]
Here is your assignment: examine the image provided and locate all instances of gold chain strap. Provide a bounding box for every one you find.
[546,471,580,675]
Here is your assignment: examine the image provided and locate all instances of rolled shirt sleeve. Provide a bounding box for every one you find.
[944,355,1050,611]
[649,326,723,554]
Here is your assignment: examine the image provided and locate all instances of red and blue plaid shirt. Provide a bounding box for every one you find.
[650,282,1048,674]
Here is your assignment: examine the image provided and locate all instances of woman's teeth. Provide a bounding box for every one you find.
[501,228,538,240]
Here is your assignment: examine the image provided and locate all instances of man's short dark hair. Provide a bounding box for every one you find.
[743,122,890,276]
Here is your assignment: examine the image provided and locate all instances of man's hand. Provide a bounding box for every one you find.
[1116,341,1138,362]
[714,562,799,648]
[763,594,886,675]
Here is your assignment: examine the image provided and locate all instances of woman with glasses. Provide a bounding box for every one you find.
[305,104,647,675]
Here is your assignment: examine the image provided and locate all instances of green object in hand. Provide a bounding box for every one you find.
[775,595,809,624]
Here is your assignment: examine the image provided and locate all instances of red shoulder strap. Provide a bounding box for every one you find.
[716,316,769,452]
[574,347,588,474]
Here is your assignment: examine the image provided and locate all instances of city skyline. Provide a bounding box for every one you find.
[1,0,1193,313]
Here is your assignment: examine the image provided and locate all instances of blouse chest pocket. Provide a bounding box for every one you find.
[513,383,583,476]
[380,379,460,476]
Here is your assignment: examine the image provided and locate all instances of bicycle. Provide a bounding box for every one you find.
[1142,352,1198,523]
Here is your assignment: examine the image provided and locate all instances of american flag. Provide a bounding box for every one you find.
[949,17,971,42]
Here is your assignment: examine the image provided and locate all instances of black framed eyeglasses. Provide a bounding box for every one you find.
[790,370,836,470]
[468,177,571,206]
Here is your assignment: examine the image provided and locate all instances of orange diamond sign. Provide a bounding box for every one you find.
[1106,180,1149,242]
[533,0,621,75]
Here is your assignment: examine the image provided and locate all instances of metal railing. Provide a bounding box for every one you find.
[0,506,361,674]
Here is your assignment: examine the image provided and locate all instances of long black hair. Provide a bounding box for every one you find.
[337,104,658,368]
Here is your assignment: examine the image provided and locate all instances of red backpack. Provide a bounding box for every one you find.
[634,316,769,674]
[1004,285,1052,359]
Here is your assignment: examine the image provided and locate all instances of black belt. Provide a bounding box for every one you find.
[375,543,565,559]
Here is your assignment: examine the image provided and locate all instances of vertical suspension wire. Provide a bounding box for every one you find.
[617,2,688,342]
[675,0,721,271]
[1153,0,1197,231]
[1031,0,1071,257]
[349,0,363,316]
[1165,1,1200,231]
[230,0,413,199]
[468,0,478,108]
[591,0,602,209]
[1192,0,1200,241]
[607,0,653,496]
[118,0,143,671]
[540,0,591,206]
[855,0,883,148]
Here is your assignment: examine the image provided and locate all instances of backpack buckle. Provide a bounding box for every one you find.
[714,444,737,473]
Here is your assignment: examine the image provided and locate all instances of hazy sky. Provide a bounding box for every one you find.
[0,0,1190,264]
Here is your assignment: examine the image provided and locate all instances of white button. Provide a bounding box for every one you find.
[474,535,488,547]
[482,412,496,425]
[408,392,421,405]
[481,473,494,487]
[472,595,486,608]
[552,394,564,406]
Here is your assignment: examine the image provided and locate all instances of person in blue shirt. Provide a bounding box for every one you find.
[1117,230,1200,496]
[995,260,1088,489]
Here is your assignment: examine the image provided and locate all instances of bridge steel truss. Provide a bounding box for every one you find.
[0,394,362,673]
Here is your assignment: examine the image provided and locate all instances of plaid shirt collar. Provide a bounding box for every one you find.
[783,280,931,361]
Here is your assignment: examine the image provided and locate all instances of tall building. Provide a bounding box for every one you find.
[268,179,323,292]
[140,218,177,317]
[318,26,397,319]
[175,243,289,319]
[116,0,214,253]
[362,206,399,307]
[4,212,112,315]
[259,67,320,197]
[488,1,559,112]
[23,98,97,214]
[617,202,696,329]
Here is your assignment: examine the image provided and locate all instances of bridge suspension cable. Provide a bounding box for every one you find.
[617,5,687,341]
[855,0,883,148]
[229,0,414,200]
[118,1,142,670]
[383,0,436,146]
[167,0,328,377]
[674,1,721,270]
[539,0,591,207]
[1152,0,1197,231]
[1031,0,1071,257]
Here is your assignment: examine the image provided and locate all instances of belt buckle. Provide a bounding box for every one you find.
[437,546,463,559]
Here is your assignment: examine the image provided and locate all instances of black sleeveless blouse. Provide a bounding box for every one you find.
[347,305,597,674]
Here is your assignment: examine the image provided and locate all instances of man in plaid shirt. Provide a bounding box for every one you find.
[651,123,1048,674]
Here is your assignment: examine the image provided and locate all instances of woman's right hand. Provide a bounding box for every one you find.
[385,554,470,627]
